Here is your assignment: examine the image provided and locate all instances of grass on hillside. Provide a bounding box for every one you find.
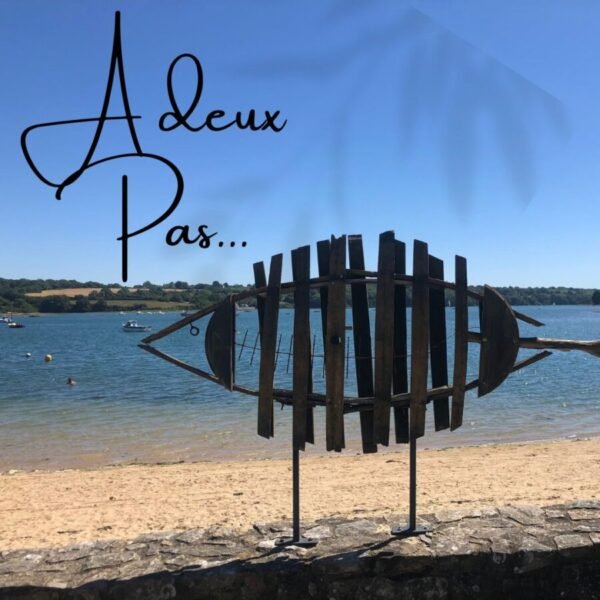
[25,288,147,297]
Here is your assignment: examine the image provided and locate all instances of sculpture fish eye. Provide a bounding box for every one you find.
[139,231,600,454]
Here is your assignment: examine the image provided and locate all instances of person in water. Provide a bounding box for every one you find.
[67,377,77,385]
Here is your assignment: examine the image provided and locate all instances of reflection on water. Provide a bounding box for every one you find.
[0,306,599,470]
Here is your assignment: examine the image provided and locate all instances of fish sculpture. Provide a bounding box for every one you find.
[140,231,600,455]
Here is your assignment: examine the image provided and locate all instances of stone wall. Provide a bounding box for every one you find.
[1,502,600,599]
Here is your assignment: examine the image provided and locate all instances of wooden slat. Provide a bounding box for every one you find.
[253,262,267,341]
[393,240,409,443]
[429,255,450,431]
[310,243,331,447]
[451,255,468,430]
[292,245,311,451]
[317,240,331,352]
[325,235,346,452]
[410,240,430,439]
[348,235,376,454]
[257,254,282,439]
[478,285,520,397]
[204,296,235,390]
[373,231,396,446]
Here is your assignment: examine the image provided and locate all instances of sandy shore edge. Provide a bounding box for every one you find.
[1,437,598,550]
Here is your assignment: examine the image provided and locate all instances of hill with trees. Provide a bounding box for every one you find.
[0,277,599,314]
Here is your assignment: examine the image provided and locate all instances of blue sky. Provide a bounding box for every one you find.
[1,0,599,287]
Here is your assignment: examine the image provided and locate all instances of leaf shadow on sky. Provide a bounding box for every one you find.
[398,11,570,214]
[202,3,570,231]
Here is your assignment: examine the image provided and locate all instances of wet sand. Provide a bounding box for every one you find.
[0,437,598,550]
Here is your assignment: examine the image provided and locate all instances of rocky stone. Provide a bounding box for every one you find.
[334,519,389,537]
[567,508,600,521]
[174,529,206,544]
[499,505,546,526]
[434,507,487,523]
[565,500,600,510]
[554,533,593,550]
[545,508,567,519]
[304,525,333,541]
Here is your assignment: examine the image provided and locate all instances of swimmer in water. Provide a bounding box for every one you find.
[67,377,77,385]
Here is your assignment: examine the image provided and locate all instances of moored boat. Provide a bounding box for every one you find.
[122,319,151,332]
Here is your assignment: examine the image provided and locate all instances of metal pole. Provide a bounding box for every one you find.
[292,440,300,541]
[391,415,430,537]
[409,429,417,530]
[275,437,317,548]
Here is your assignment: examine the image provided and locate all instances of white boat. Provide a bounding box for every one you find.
[236,304,255,312]
[0,316,11,323]
[7,321,25,329]
[122,320,151,332]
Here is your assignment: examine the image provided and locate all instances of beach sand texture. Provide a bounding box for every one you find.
[0,438,598,551]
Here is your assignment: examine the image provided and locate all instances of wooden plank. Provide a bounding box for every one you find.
[204,296,235,390]
[325,235,346,452]
[317,240,331,353]
[292,245,311,451]
[393,240,409,443]
[451,255,468,430]
[373,231,396,446]
[429,255,450,431]
[348,235,376,454]
[478,285,520,397]
[257,254,282,439]
[253,262,267,341]
[410,240,430,439]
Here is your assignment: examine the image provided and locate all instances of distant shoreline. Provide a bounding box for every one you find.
[2,277,599,314]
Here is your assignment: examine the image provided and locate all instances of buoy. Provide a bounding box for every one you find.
[44,354,53,362]
[25,352,31,358]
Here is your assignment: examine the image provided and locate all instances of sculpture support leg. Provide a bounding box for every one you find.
[391,421,430,536]
[275,438,317,548]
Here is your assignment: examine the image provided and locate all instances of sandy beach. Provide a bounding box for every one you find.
[0,437,598,551]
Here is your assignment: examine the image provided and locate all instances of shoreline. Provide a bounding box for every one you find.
[1,437,598,551]
[1,432,598,476]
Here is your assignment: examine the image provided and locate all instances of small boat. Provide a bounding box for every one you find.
[0,316,11,323]
[122,320,151,332]
[7,321,25,329]
[236,304,255,312]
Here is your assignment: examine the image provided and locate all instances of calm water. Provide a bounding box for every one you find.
[1,306,599,470]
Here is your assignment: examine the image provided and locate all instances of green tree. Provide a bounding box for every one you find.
[91,299,109,312]
[593,290,600,305]
[72,297,91,312]
[39,296,71,313]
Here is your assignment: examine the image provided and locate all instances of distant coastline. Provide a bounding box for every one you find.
[2,277,600,314]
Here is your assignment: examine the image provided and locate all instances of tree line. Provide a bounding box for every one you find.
[1,278,599,314]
